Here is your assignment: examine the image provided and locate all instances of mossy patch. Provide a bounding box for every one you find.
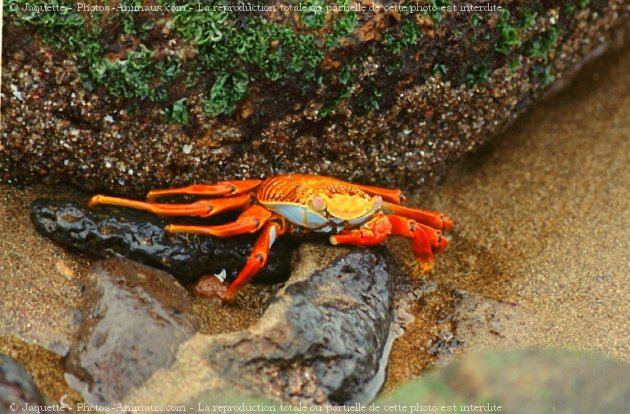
[528,27,559,60]
[465,62,491,87]
[428,0,450,27]
[202,71,249,117]
[496,9,522,55]
[165,98,189,124]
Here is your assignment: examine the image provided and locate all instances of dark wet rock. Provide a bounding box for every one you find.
[127,244,398,406]
[2,2,628,194]
[64,258,198,405]
[0,355,47,412]
[204,246,396,405]
[30,198,296,284]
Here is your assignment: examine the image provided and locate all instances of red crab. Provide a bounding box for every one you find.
[88,174,453,302]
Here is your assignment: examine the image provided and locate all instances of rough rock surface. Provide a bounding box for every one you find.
[0,355,47,413]
[126,244,397,406]
[64,258,198,405]
[30,198,296,284]
[2,2,628,194]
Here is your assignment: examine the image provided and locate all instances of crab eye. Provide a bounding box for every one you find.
[311,196,327,211]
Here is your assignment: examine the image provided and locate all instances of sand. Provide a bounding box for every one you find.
[386,44,630,389]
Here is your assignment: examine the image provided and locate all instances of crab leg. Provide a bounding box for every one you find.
[330,213,392,246]
[415,222,449,253]
[383,201,453,230]
[166,205,271,237]
[387,215,448,253]
[88,193,252,218]
[146,179,261,200]
[224,219,287,303]
[352,183,407,204]
[387,215,437,273]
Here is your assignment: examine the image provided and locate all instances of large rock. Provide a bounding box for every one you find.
[2,1,628,194]
[64,258,198,405]
[126,244,397,406]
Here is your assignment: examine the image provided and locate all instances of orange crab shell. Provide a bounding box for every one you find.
[255,175,386,232]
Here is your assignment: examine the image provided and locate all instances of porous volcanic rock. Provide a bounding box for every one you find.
[2,2,628,194]
[64,258,198,405]
[126,244,397,406]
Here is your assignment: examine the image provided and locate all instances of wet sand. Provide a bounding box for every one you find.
[386,45,630,388]
[0,186,88,402]
[0,186,87,355]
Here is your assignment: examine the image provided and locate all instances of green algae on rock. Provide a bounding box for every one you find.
[1,1,629,194]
